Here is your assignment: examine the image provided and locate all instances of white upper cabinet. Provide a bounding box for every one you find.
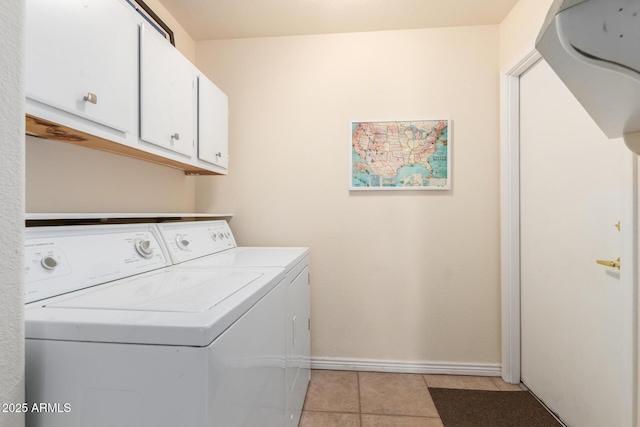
[198,75,229,170]
[139,23,194,158]
[25,0,137,134]
[25,0,229,175]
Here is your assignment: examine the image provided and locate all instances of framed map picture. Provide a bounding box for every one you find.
[350,119,451,190]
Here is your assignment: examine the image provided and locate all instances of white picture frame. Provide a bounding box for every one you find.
[350,119,451,190]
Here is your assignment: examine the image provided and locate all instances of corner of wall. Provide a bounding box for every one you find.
[0,0,26,426]
[499,0,554,71]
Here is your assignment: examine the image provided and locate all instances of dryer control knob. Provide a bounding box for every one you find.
[211,233,218,241]
[41,256,58,271]
[135,239,154,259]
[176,236,190,250]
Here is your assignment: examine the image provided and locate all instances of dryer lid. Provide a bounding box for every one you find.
[181,247,309,269]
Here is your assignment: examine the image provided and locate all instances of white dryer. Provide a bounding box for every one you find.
[24,223,287,427]
[156,220,311,427]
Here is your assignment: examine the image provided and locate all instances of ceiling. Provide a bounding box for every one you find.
[158,0,521,41]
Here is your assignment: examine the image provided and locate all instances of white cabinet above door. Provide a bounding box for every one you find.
[139,22,194,158]
[25,0,138,134]
[198,75,229,170]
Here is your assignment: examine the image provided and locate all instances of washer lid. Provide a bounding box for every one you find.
[25,268,285,347]
[46,269,261,313]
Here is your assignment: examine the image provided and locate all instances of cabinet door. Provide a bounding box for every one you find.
[25,0,137,133]
[139,23,194,158]
[198,75,229,169]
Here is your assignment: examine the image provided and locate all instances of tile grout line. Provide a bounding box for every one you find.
[421,373,429,388]
[360,412,442,419]
[302,408,440,418]
[357,371,362,426]
[301,409,360,414]
[422,373,445,422]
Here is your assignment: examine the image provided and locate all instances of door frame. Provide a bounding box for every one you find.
[500,48,541,384]
[500,48,638,426]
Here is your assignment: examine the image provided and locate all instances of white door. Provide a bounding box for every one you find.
[520,59,636,426]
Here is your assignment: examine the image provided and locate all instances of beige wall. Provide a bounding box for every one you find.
[196,26,502,364]
[26,139,196,213]
[26,1,197,213]
[0,1,25,426]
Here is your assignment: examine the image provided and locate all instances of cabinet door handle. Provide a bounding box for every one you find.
[83,92,97,104]
[171,133,180,141]
[215,152,222,157]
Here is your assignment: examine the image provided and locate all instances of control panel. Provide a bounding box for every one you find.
[156,220,236,265]
[24,224,169,304]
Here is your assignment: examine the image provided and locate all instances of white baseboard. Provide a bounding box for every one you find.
[310,357,501,377]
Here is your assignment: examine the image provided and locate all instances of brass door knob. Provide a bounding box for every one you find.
[596,257,620,270]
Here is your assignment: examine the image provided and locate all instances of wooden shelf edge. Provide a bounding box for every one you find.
[26,114,222,176]
[26,212,234,220]
[25,212,234,226]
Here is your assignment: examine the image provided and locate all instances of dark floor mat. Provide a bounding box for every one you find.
[429,388,562,427]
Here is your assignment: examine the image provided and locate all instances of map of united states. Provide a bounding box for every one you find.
[351,120,449,189]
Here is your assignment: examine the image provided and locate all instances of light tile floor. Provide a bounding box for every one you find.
[300,370,527,427]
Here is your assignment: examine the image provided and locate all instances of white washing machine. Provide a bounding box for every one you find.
[24,223,288,427]
[156,220,311,427]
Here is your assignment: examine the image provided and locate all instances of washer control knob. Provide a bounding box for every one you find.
[225,232,231,238]
[135,239,154,259]
[211,233,218,241]
[176,236,190,250]
[218,232,225,240]
[41,256,58,270]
